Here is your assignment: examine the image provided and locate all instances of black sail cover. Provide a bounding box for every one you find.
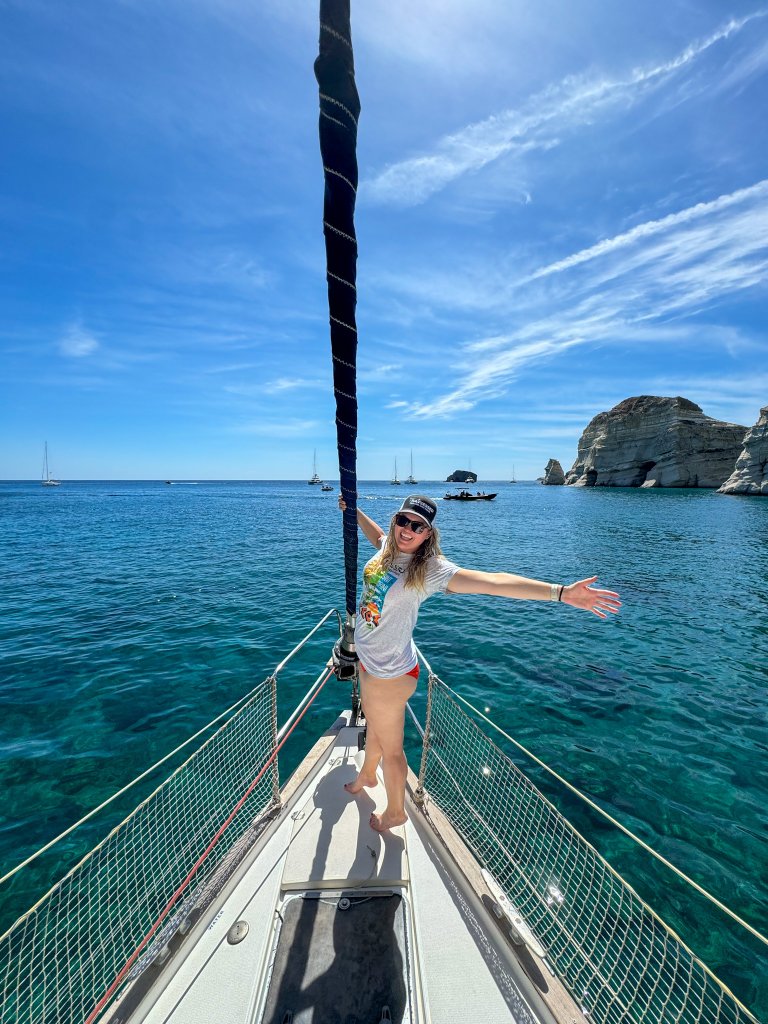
[315,0,360,618]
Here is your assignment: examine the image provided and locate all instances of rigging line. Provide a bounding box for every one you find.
[271,607,339,676]
[318,92,358,124]
[329,314,357,333]
[327,270,357,290]
[417,719,757,1023]
[1,610,339,889]
[428,668,768,950]
[412,670,759,1020]
[0,681,267,887]
[320,21,353,50]
[84,666,335,1024]
[323,221,358,245]
[324,166,357,192]
[320,110,347,129]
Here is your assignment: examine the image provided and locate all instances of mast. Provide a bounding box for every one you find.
[407,449,417,484]
[41,442,60,486]
[316,0,360,683]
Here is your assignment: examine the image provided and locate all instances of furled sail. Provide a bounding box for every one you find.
[315,0,360,620]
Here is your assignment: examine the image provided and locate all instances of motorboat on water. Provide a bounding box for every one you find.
[0,611,759,1024]
[321,482,334,491]
[444,490,498,501]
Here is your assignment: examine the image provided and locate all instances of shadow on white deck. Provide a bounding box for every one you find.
[113,721,565,1024]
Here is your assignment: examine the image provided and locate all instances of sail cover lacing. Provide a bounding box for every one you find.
[315,0,360,619]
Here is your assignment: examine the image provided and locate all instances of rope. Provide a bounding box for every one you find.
[415,682,760,1024]
[315,0,360,618]
[1,609,340,889]
[417,659,768,951]
[84,666,335,1024]
[0,686,261,888]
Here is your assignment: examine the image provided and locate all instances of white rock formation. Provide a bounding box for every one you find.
[565,396,747,488]
[718,406,768,496]
[543,459,565,485]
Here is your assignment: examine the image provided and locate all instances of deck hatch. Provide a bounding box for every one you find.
[259,891,412,1024]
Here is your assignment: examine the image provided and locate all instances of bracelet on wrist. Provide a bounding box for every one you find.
[558,585,564,602]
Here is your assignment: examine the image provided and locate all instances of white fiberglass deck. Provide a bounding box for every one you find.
[111,718,560,1024]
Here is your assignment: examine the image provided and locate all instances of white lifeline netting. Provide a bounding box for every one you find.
[0,679,278,1024]
[417,678,758,1024]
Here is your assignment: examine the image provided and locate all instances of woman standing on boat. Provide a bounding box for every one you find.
[339,494,621,833]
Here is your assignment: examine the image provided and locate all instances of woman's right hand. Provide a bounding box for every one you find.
[338,495,347,512]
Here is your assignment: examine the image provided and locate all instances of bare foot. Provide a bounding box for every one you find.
[370,810,408,832]
[344,774,378,795]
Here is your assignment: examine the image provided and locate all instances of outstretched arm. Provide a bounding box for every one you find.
[338,495,386,549]
[447,570,621,619]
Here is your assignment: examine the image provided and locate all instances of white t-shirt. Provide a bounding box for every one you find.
[354,538,459,678]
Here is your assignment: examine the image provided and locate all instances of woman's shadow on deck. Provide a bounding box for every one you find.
[263,761,408,1024]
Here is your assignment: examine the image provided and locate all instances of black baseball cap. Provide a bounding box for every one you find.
[397,494,437,527]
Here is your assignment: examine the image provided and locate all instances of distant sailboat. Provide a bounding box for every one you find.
[308,449,322,485]
[510,464,517,483]
[405,450,417,485]
[390,458,401,485]
[41,442,60,487]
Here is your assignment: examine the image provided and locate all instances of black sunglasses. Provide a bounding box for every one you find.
[394,513,431,534]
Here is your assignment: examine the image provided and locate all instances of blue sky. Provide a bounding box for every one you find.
[2,0,767,480]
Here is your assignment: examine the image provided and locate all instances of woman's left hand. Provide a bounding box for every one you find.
[562,577,621,618]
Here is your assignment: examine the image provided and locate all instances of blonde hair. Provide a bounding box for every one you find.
[380,517,443,591]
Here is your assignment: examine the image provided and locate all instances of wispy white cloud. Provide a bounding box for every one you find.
[360,363,403,379]
[229,418,321,437]
[262,377,324,393]
[397,178,768,417]
[524,180,768,282]
[203,362,262,375]
[58,323,99,358]
[365,12,766,207]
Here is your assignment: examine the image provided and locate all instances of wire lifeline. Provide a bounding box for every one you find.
[416,658,768,953]
[83,667,335,1024]
[412,674,762,1024]
[316,0,360,621]
[0,683,264,889]
[0,609,340,892]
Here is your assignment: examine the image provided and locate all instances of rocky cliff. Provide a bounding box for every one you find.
[543,459,565,485]
[565,396,747,488]
[718,406,768,496]
[446,469,477,482]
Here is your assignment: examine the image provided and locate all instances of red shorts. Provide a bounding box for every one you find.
[359,661,420,680]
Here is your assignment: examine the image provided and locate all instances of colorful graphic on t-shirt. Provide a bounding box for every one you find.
[359,555,401,630]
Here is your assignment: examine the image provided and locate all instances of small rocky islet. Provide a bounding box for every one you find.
[542,396,767,495]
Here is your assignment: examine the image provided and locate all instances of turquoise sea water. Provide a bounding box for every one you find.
[0,480,766,1016]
